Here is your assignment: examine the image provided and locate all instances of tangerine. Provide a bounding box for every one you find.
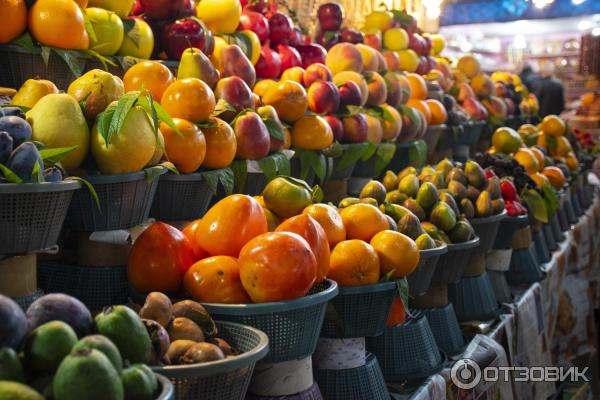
[529,146,545,171]
[123,61,174,102]
[530,172,550,188]
[424,99,447,125]
[183,256,251,304]
[161,78,216,123]
[406,99,431,124]
[540,115,566,137]
[339,203,389,242]
[262,80,308,122]
[291,115,334,150]
[28,0,87,49]
[302,204,346,247]
[161,119,206,173]
[370,230,420,279]
[328,240,380,286]
[542,166,566,190]
[405,73,427,100]
[0,0,26,44]
[200,117,237,169]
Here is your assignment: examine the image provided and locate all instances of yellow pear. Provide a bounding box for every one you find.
[12,79,59,109]
[67,69,124,120]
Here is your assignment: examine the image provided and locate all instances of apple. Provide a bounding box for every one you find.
[408,34,422,55]
[338,80,363,106]
[203,26,215,56]
[161,18,205,60]
[364,33,382,50]
[276,44,302,73]
[342,114,369,143]
[323,115,344,142]
[177,0,196,17]
[415,56,430,75]
[240,10,270,43]
[255,45,281,79]
[340,28,364,44]
[132,0,143,15]
[140,0,186,20]
[315,30,340,50]
[318,3,343,31]
[289,28,303,47]
[422,35,432,55]
[244,0,268,14]
[268,11,293,45]
[295,43,327,68]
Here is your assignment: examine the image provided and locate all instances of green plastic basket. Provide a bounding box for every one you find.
[202,280,338,363]
[0,181,80,255]
[458,121,485,146]
[153,321,268,400]
[66,170,165,231]
[314,353,389,400]
[150,172,213,221]
[432,237,480,286]
[470,210,507,253]
[407,243,448,296]
[494,214,529,249]
[507,246,545,285]
[533,230,551,263]
[421,304,465,356]
[366,313,444,382]
[448,273,500,322]
[320,281,397,338]
[246,382,323,400]
[423,125,446,156]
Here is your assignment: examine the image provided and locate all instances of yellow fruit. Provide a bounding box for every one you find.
[456,55,480,79]
[555,136,572,157]
[396,49,419,73]
[565,152,579,171]
[540,115,566,137]
[196,0,242,34]
[210,36,228,71]
[491,127,523,154]
[530,172,550,188]
[542,166,566,190]
[239,30,261,65]
[85,7,124,56]
[428,33,445,55]
[514,148,540,175]
[383,28,409,51]
[529,146,545,171]
[118,17,154,59]
[364,10,393,31]
[88,0,134,18]
[11,79,58,109]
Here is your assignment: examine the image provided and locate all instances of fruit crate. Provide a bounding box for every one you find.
[330,145,356,180]
[66,170,165,232]
[431,237,480,286]
[386,141,418,173]
[0,181,80,255]
[407,243,448,296]
[202,280,338,363]
[153,321,269,400]
[150,172,213,222]
[470,210,507,253]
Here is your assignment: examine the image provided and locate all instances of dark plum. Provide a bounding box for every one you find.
[43,167,63,182]
[26,293,93,337]
[0,116,32,147]
[0,295,28,350]
[0,107,26,119]
[0,131,13,165]
[7,142,44,182]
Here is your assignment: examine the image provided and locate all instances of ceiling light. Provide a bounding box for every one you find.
[572,0,586,4]
[578,20,592,31]
[592,27,600,36]
[513,34,527,49]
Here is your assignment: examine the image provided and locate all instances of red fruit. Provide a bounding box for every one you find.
[500,179,517,201]
[386,296,406,327]
[141,0,186,20]
[415,56,430,75]
[505,200,519,217]
[423,35,432,54]
[338,80,362,106]
[132,0,144,15]
[484,169,497,180]
[296,44,327,68]
[289,28,303,47]
[318,2,344,31]
[276,44,302,72]
[161,18,206,60]
[323,115,344,142]
[315,30,340,50]
[339,28,364,44]
[240,10,270,43]
[255,45,281,79]
[268,11,293,45]
[128,222,196,294]
[243,0,267,13]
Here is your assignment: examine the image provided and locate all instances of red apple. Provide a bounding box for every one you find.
[244,0,268,14]
[342,114,369,143]
[408,34,423,55]
[141,0,186,20]
[161,18,206,60]
[339,80,363,106]
[255,45,281,79]
[318,3,344,31]
[340,28,364,44]
[415,56,430,75]
[289,28,303,47]
[132,0,144,15]
[276,44,302,73]
[268,11,293,45]
[427,56,437,72]
[177,0,196,17]
[295,43,327,68]
[203,27,215,56]
[364,33,382,50]
[240,10,270,43]
[423,35,432,55]
[315,30,340,50]
[323,115,344,142]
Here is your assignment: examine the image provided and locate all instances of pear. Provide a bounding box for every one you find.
[382,170,399,192]
[385,190,408,205]
[436,158,453,177]
[12,79,58,109]
[177,47,220,89]
[475,191,493,218]
[464,160,486,189]
[67,69,124,120]
[360,180,387,204]
[382,203,415,222]
[397,213,424,240]
[415,233,436,250]
[214,77,255,122]
[430,202,457,232]
[397,166,417,181]
[220,44,256,88]
[398,174,419,198]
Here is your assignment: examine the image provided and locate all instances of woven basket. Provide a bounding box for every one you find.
[150,172,213,222]
[470,210,507,253]
[407,243,448,296]
[432,237,480,286]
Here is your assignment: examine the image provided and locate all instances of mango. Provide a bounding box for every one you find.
[382,170,399,192]
[416,182,439,210]
[448,220,475,243]
[459,198,475,219]
[475,191,493,218]
[397,213,424,240]
[464,160,486,190]
[403,198,426,221]
[398,173,419,198]
[430,202,457,232]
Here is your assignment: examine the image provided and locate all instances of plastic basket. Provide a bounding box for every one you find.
[572,191,583,217]
[494,214,529,249]
[407,243,448,296]
[314,353,389,400]
[66,170,164,231]
[37,262,128,312]
[421,304,465,356]
[246,383,322,400]
[458,121,485,146]
[550,214,564,243]
[505,116,521,130]
[487,270,512,304]
[470,210,507,253]
[156,374,175,400]
[366,313,444,382]
[351,156,376,179]
[557,195,570,232]
[290,156,317,187]
[436,125,458,152]
[542,223,557,252]
[563,195,578,225]
[432,237,480,286]
[150,172,213,221]
[320,281,396,338]
[448,273,500,322]
[507,246,545,285]
[533,230,551,264]
[384,141,412,175]
[423,125,446,156]
[12,289,44,311]
[330,145,356,180]
[202,280,338,363]
[240,172,269,196]
[153,321,269,400]
[0,181,80,255]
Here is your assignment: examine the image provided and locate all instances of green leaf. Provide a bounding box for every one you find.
[122,18,141,48]
[196,120,219,129]
[546,135,558,153]
[144,165,165,183]
[233,32,253,61]
[84,49,118,70]
[231,159,248,193]
[296,149,326,181]
[158,161,178,174]
[0,164,23,183]
[202,168,234,195]
[541,183,558,215]
[52,48,85,77]
[396,278,410,317]
[40,46,51,66]
[39,146,78,167]
[30,160,44,183]
[374,143,396,175]
[360,142,377,161]
[400,105,418,125]
[108,92,139,142]
[391,9,414,25]
[213,98,237,117]
[151,100,181,136]
[522,188,548,223]
[96,102,117,148]
[263,119,284,141]
[379,269,396,283]
[82,13,97,43]
[312,185,324,203]
[408,140,427,167]
[274,152,291,177]
[334,142,370,172]
[257,155,278,182]
[11,32,36,53]
[66,177,100,210]
[136,93,159,138]
[345,105,363,116]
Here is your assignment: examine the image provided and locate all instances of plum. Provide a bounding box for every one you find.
[0,107,26,119]
[0,131,13,165]
[0,295,28,350]
[7,142,43,182]
[43,166,63,182]
[26,293,93,337]
[0,116,32,147]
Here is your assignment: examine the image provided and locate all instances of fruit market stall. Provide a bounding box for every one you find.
[1,0,600,399]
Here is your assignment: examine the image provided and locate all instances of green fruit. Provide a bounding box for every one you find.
[397,166,417,181]
[460,198,475,219]
[263,176,313,218]
[440,192,460,217]
[95,306,151,364]
[0,347,25,383]
[403,198,426,221]
[385,190,407,205]
[448,220,475,243]
[435,158,453,177]
[492,198,505,214]
[67,69,124,120]
[415,233,436,250]
[398,174,419,198]
[466,185,481,203]
[420,222,442,240]
[338,197,360,208]
[360,180,387,204]
[382,170,399,192]
[72,335,123,374]
[121,364,158,400]
[418,165,435,180]
[397,213,424,240]
[447,180,468,200]
[486,176,501,199]
[382,203,415,222]
[24,321,77,375]
[464,160,486,189]
[416,182,439,210]
[0,381,43,400]
[430,202,457,231]
[423,171,446,189]
[53,349,123,400]
[445,167,467,186]
[475,191,493,218]
[438,230,452,244]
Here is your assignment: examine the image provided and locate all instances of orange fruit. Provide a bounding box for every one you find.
[370,230,419,279]
[276,214,331,283]
[194,195,268,257]
[238,232,318,303]
[340,203,390,242]
[540,114,566,137]
[0,0,26,43]
[123,61,175,102]
[161,78,216,123]
[291,115,334,150]
[555,136,573,157]
[182,219,209,261]
[253,79,277,98]
[529,146,545,171]
[424,99,447,125]
[565,152,579,171]
[161,119,206,174]
[28,0,87,49]
[74,0,88,7]
[514,148,539,175]
[530,172,550,188]
[184,256,251,304]
[387,296,406,327]
[328,240,380,286]
[542,166,566,190]
[262,80,308,122]
[405,73,427,100]
[406,99,431,124]
[302,204,346,248]
[201,117,237,169]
